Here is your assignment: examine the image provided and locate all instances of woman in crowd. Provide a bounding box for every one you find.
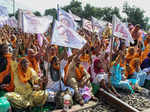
[128,58,147,88]
[125,47,136,65]
[5,58,48,109]
[0,44,14,92]
[43,46,74,97]
[66,44,97,105]
[111,53,134,93]
[88,58,121,97]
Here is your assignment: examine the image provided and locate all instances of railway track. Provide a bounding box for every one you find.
[99,88,139,112]
[78,88,150,112]
[54,88,150,112]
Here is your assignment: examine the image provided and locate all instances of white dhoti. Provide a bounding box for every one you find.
[93,73,108,85]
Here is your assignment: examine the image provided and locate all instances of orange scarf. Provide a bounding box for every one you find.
[18,63,32,84]
[11,38,16,48]
[75,65,84,80]
[80,54,90,64]
[0,54,12,83]
[64,62,70,84]
[26,56,40,74]
[125,54,135,64]
[52,64,60,70]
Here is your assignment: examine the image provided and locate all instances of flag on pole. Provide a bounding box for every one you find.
[51,20,86,49]
[91,16,107,34]
[6,17,18,28]
[58,8,77,30]
[0,5,8,27]
[0,5,8,17]
[82,18,93,32]
[68,10,81,21]
[22,11,53,33]
[112,15,134,44]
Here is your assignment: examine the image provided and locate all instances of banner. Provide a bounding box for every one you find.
[82,19,93,32]
[58,8,77,30]
[6,17,18,28]
[112,15,134,43]
[51,20,86,49]
[23,12,53,33]
[0,5,8,27]
[91,16,107,33]
[0,17,7,27]
[69,10,81,21]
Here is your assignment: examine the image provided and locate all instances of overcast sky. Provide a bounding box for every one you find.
[1,0,150,19]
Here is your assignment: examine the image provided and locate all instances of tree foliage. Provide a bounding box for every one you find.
[63,1,83,18]
[123,3,149,29]
[10,1,149,29]
[33,11,41,16]
[43,1,123,22]
[44,8,57,19]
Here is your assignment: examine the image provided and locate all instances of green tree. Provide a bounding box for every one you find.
[101,7,122,22]
[63,1,83,18]
[82,4,96,19]
[33,11,41,16]
[123,3,149,29]
[44,8,57,19]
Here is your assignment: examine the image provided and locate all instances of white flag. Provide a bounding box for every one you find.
[69,10,81,21]
[91,16,107,34]
[23,12,53,33]
[51,20,86,49]
[58,9,77,30]
[6,17,18,28]
[112,15,134,43]
[83,18,93,32]
[0,5,8,17]
[0,5,8,27]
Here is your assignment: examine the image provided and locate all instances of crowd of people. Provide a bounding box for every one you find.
[0,22,150,111]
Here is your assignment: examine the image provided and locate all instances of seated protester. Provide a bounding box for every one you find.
[141,53,150,70]
[5,58,48,109]
[59,48,75,85]
[88,58,121,97]
[66,45,97,105]
[110,54,134,94]
[0,44,14,92]
[43,55,74,95]
[26,49,42,77]
[140,53,150,89]
[125,47,136,65]
[128,58,147,87]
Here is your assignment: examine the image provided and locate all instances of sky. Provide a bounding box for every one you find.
[0,0,150,19]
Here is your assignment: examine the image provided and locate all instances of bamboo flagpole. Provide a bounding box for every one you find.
[56,3,62,92]
[109,15,116,72]
[109,35,114,71]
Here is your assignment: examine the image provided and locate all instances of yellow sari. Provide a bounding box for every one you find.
[5,61,48,109]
